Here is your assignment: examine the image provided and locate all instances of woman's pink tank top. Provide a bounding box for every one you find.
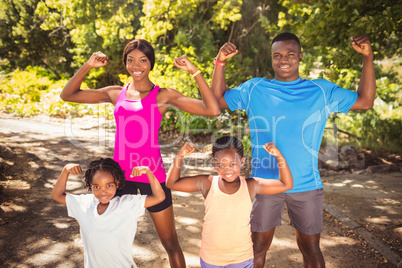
[113,84,166,183]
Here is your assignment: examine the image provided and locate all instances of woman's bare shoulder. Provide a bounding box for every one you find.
[103,85,124,91]
[158,87,179,95]
[157,87,181,103]
[101,85,124,103]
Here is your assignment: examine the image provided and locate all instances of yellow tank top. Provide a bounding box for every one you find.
[200,176,253,265]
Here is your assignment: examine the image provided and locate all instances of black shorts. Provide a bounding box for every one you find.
[115,181,172,213]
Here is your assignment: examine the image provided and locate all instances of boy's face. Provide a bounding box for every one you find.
[271,39,303,82]
[91,171,118,204]
[213,148,244,182]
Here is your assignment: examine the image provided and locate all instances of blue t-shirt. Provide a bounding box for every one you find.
[225,77,357,192]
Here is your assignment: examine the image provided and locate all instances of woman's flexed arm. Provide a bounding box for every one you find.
[164,55,221,116]
[60,52,117,104]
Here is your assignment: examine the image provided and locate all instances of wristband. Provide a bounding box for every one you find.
[213,58,226,67]
[191,70,201,78]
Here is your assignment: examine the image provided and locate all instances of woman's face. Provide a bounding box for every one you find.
[125,49,152,81]
[90,171,118,204]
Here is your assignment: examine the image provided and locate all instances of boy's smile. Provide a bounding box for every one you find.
[271,39,303,82]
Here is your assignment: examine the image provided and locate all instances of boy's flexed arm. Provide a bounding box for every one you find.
[251,143,293,197]
[166,142,210,196]
[52,164,82,205]
[350,35,376,110]
[131,167,165,208]
[210,42,238,109]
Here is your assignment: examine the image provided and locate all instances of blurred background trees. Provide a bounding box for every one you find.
[0,0,401,152]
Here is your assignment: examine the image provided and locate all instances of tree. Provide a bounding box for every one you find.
[0,0,74,78]
[258,0,401,75]
[34,0,144,86]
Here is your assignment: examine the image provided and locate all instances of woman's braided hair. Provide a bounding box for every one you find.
[84,158,126,191]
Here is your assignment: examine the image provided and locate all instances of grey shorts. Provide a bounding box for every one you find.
[250,188,324,235]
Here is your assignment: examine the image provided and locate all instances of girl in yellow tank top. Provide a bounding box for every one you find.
[166,136,293,267]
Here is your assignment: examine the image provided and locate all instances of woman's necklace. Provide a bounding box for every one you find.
[127,82,155,100]
[129,82,154,93]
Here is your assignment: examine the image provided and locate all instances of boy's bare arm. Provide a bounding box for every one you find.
[210,42,238,109]
[350,35,376,110]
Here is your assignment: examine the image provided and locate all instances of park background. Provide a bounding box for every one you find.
[0,0,401,154]
[0,0,401,267]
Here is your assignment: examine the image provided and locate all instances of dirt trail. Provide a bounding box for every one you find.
[0,116,400,267]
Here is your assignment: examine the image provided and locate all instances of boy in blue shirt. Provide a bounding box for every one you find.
[211,33,375,267]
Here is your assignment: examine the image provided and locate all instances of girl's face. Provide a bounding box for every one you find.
[90,171,118,204]
[213,148,244,182]
[126,49,151,81]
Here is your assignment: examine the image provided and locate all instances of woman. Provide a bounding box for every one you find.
[60,39,221,268]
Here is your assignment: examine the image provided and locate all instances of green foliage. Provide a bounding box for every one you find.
[360,110,402,150]
[334,73,401,153]
[265,0,402,69]
[1,67,52,116]
[0,67,114,119]
[337,109,402,153]
[0,0,400,153]
[0,0,75,78]
[212,109,251,156]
